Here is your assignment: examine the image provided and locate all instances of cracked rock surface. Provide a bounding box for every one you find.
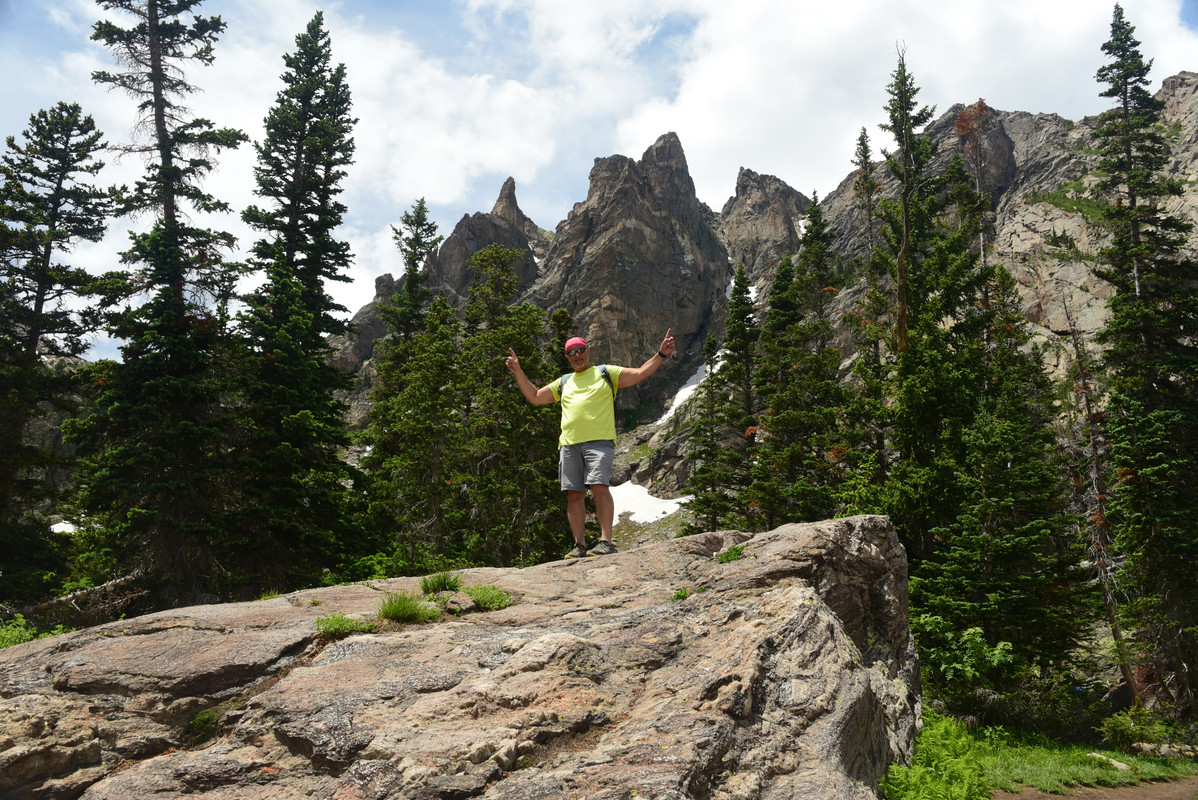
[0,515,918,800]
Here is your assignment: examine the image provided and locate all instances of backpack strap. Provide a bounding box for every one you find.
[598,365,615,397]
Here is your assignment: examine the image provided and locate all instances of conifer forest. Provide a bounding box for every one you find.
[2,1,1196,736]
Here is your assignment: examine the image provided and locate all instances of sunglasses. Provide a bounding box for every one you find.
[566,347,588,356]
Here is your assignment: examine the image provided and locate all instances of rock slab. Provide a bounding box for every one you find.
[0,515,919,800]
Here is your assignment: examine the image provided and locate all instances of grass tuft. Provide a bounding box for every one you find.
[464,584,513,611]
[421,571,462,595]
[315,613,375,639]
[378,591,441,623]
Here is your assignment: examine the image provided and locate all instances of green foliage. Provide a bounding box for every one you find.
[0,614,70,649]
[221,11,363,598]
[1,101,113,604]
[1091,4,1198,713]
[882,711,989,800]
[420,572,462,595]
[464,584,513,611]
[717,545,745,564]
[377,592,440,624]
[361,243,561,569]
[1097,708,1170,752]
[975,723,1198,792]
[747,196,849,528]
[671,588,690,601]
[186,708,221,745]
[315,612,375,639]
[70,0,249,609]
[1025,182,1107,225]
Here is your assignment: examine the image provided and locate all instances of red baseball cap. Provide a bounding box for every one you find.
[564,337,588,353]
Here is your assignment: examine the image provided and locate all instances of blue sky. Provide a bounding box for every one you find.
[4,0,1198,331]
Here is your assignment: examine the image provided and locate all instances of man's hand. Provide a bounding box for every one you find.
[659,327,676,357]
[507,348,555,405]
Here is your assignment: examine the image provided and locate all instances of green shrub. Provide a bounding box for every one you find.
[187,708,221,745]
[378,592,441,623]
[421,571,462,595]
[0,615,70,649]
[671,588,690,601]
[717,545,745,563]
[464,584,513,611]
[883,710,990,800]
[315,613,375,639]
[1098,708,1170,752]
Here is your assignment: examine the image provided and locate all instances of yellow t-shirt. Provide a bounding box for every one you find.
[550,365,623,447]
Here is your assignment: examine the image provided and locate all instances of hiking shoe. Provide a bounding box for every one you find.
[564,542,589,559]
[587,540,618,556]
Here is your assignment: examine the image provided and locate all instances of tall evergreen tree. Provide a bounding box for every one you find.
[457,244,561,565]
[851,126,882,260]
[69,0,248,606]
[386,197,443,345]
[748,195,848,528]
[879,47,937,355]
[911,269,1094,716]
[682,333,741,534]
[224,12,360,595]
[0,103,112,603]
[1092,3,1198,712]
[361,244,559,570]
[358,200,448,571]
[360,294,466,572]
[243,11,355,344]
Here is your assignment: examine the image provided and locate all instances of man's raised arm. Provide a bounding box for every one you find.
[619,328,676,388]
[505,348,556,405]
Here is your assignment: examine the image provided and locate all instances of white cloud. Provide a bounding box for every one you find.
[4,0,1197,330]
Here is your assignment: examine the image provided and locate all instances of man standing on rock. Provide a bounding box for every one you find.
[506,329,676,559]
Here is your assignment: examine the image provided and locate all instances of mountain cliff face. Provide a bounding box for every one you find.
[334,72,1198,450]
[527,133,729,410]
[0,516,918,800]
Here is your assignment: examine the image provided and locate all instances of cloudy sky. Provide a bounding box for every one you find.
[4,0,1198,340]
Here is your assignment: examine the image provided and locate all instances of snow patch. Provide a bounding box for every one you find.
[611,481,686,524]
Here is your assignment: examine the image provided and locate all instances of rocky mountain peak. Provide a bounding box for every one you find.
[527,132,729,413]
[719,167,811,288]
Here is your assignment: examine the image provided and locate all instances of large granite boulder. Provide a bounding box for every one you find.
[0,515,919,800]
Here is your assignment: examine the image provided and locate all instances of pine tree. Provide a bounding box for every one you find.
[242,10,356,344]
[879,47,937,355]
[748,195,847,528]
[456,244,560,565]
[361,244,560,570]
[386,197,443,345]
[911,270,1094,717]
[0,103,112,603]
[360,294,466,572]
[851,126,882,260]
[358,201,449,571]
[223,12,361,595]
[69,0,248,606]
[842,130,893,506]
[1093,3,1198,712]
[682,334,740,533]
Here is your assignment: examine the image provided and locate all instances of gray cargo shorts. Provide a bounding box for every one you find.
[559,440,615,491]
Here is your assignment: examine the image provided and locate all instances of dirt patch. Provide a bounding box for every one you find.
[992,775,1198,800]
